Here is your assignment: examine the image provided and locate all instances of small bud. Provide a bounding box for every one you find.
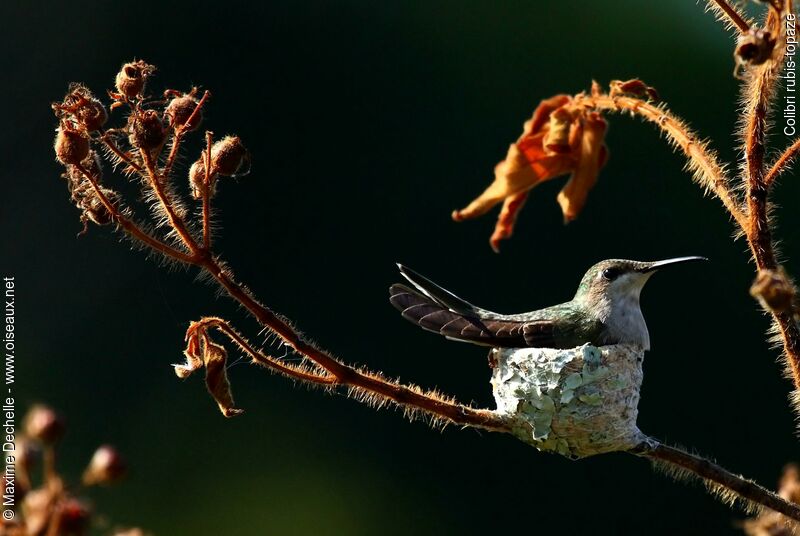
[165,94,202,131]
[23,405,65,445]
[54,128,90,166]
[750,267,796,313]
[115,60,154,100]
[83,445,127,486]
[609,79,659,101]
[129,110,166,151]
[211,136,248,176]
[55,498,92,534]
[54,85,107,132]
[736,29,776,67]
[188,158,213,199]
[81,188,116,226]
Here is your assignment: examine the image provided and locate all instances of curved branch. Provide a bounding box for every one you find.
[633,439,800,522]
[191,317,337,385]
[765,137,800,187]
[707,0,751,33]
[196,256,507,430]
[576,93,747,228]
[73,163,197,264]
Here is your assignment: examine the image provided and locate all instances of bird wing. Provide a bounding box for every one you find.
[389,265,558,348]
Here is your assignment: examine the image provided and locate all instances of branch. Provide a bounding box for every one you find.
[575,93,747,228]
[765,137,800,187]
[194,256,507,430]
[736,5,800,397]
[707,0,751,33]
[633,440,800,522]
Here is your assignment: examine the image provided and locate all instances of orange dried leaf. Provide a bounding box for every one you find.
[203,341,244,418]
[556,112,608,223]
[490,191,529,253]
[453,90,610,250]
[543,107,575,155]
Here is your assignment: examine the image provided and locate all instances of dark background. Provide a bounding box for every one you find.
[3,1,799,534]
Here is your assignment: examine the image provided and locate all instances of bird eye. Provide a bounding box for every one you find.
[601,267,621,281]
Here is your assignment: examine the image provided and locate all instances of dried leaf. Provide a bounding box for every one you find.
[203,341,244,418]
[556,112,609,223]
[490,191,529,253]
[453,92,610,250]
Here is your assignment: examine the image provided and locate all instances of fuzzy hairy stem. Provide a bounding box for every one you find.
[738,6,800,394]
[708,0,751,33]
[202,131,213,250]
[195,255,507,430]
[163,90,210,179]
[74,163,197,264]
[634,440,800,521]
[140,150,200,255]
[765,137,800,186]
[190,317,337,384]
[575,93,747,228]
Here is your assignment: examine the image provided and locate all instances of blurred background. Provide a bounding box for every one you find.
[2,1,798,534]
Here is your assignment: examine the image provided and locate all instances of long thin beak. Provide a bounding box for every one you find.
[639,256,708,273]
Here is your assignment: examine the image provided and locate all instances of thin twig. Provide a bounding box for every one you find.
[709,0,751,33]
[140,149,201,255]
[764,135,800,187]
[74,163,197,264]
[196,256,507,430]
[163,90,211,179]
[100,133,144,175]
[633,440,800,521]
[202,131,213,250]
[577,93,747,228]
[191,317,337,384]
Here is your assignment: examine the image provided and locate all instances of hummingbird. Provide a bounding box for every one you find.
[389,257,706,351]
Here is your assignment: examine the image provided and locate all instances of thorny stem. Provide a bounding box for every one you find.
[202,131,213,250]
[95,129,507,430]
[709,0,751,33]
[739,6,800,393]
[191,317,337,385]
[575,93,748,228]
[163,90,211,179]
[100,133,144,175]
[73,163,196,264]
[140,149,200,255]
[633,440,800,522]
[196,254,508,430]
[765,137,800,186]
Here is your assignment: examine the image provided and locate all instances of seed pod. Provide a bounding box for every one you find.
[750,267,796,313]
[115,60,154,99]
[211,136,248,176]
[165,94,202,131]
[83,445,127,486]
[23,405,65,445]
[81,189,115,226]
[54,127,90,166]
[129,110,166,151]
[55,85,108,132]
[188,158,215,199]
[736,29,776,67]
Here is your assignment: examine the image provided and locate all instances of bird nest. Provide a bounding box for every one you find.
[491,343,646,459]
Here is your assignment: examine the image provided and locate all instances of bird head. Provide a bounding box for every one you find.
[575,257,707,304]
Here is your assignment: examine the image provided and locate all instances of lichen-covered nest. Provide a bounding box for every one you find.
[491,344,646,459]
